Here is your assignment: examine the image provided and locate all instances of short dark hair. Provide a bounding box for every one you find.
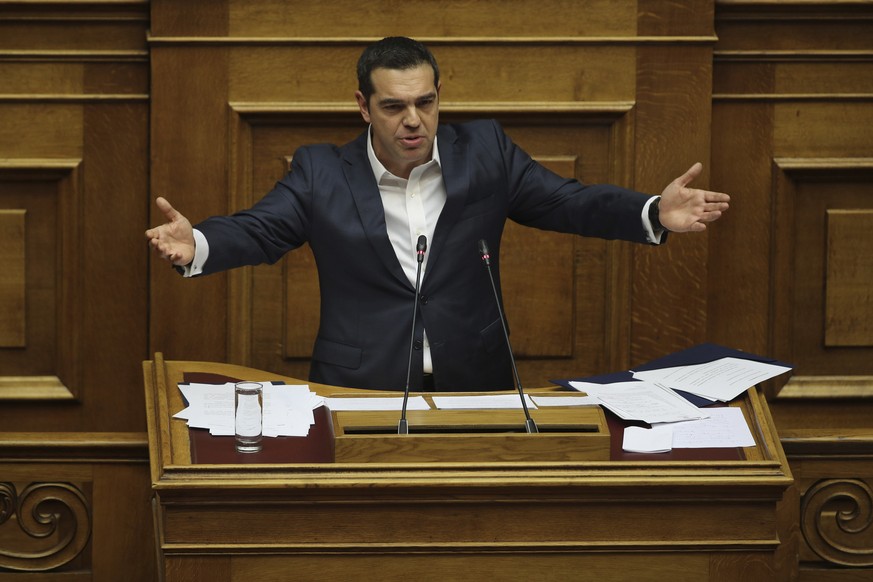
[356,37,440,104]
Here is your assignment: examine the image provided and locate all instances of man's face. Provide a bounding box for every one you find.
[355,64,440,179]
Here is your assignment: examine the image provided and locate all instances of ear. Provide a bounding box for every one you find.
[354,91,371,124]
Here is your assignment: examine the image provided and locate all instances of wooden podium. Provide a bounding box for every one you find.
[144,354,795,582]
[330,396,610,463]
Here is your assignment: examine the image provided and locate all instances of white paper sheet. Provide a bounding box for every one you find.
[622,425,673,453]
[432,394,537,410]
[622,407,755,452]
[175,382,320,437]
[325,396,430,412]
[654,406,755,448]
[530,395,600,407]
[632,357,792,402]
[262,384,319,437]
[569,380,708,424]
[177,382,235,435]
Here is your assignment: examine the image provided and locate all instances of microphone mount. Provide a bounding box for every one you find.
[399,234,428,434]
[478,238,538,434]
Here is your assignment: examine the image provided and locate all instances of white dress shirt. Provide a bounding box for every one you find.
[365,127,447,374]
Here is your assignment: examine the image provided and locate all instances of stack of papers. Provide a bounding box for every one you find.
[173,382,324,437]
[631,357,792,402]
[621,407,756,453]
[570,360,781,452]
[558,346,793,453]
[569,380,708,424]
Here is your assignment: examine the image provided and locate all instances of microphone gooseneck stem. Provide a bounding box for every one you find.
[399,235,427,435]
[478,239,538,434]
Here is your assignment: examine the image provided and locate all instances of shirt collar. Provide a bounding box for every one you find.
[366,125,441,184]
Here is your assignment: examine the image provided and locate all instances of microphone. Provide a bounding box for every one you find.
[477,239,538,434]
[399,234,428,434]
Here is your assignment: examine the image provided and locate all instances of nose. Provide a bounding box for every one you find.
[403,106,421,127]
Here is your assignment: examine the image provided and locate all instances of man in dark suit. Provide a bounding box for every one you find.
[146,36,729,392]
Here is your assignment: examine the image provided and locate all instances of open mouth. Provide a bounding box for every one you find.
[400,136,426,148]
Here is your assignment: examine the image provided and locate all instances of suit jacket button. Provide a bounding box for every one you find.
[413,340,423,350]
[419,295,428,305]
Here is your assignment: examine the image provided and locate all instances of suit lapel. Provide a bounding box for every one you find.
[427,124,469,280]
[341,131,411,289]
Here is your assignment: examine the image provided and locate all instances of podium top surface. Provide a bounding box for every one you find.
[143,354,792,495]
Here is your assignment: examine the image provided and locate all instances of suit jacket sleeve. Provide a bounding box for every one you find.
[193,145,319,275]
[480,119,652,243]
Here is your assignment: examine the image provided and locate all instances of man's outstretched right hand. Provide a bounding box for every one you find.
[145,197,196,266]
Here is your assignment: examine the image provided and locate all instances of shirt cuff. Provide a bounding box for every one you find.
[180,228,209,277]
[642,196,665,244]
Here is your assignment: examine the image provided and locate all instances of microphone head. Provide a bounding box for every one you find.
[416,235,427,253]
[477,239,491,266]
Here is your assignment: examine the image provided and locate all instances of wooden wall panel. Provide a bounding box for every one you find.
[172,553,720,582]
[219,0,639,38]
[713,7,873,391]
[631,44,715,365]
[0,1,149,425]
[713,1,873,579]
[781,433,873,574]
[0,163,82,404]
[772,163,873,377]
[825,210,873,347]
[149,46,231,365]
[709,100,774,355]
[0,433,154,579]
[0,0,152,579]
[0,209,25,347]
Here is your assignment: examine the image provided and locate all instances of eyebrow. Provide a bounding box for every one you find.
[377,92,437,107]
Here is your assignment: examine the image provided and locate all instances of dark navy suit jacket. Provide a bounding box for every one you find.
[196,120,653,391]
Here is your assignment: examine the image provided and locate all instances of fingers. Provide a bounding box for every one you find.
[686,187,730,209]
[676,162,703,187]
[703,201,729,212]
[148,235,171,258]
[706,199,730,216]
[146,197,195,265]
[145,222,169,241]
[145,198,180,240]
[155,196,181,223]
[704,191,730,204]
[661,166,730,232]
[688,195,726,224]
[699,210,722,223]
[149,235,184,264]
